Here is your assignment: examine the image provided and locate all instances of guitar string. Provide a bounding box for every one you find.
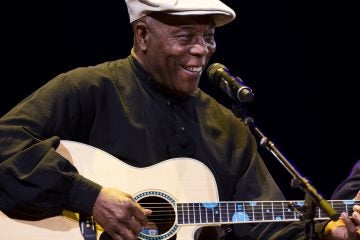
[138,201,357,223]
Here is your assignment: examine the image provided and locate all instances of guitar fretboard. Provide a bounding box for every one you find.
[176,200,358,225]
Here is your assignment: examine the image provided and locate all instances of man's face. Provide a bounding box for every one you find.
[143,14,216,96]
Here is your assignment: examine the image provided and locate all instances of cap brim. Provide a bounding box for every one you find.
[168,10,235,27]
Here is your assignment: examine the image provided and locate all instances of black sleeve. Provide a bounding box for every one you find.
[331,160,360,200]
[0,75,101,220]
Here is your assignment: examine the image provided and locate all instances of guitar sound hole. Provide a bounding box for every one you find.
[138,196,176,239]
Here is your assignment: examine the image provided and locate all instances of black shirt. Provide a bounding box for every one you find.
[0,55,291,239]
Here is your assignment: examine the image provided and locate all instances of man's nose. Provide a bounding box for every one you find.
[190,37,210,56]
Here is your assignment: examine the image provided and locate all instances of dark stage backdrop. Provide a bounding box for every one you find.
[1,1,359,201]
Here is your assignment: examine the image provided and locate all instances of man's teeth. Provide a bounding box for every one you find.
[184,66,202,72]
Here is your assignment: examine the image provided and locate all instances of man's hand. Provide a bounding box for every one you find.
[325,191,360,240]
[92,187,152,240]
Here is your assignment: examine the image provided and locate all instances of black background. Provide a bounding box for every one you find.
[1,1,359,200]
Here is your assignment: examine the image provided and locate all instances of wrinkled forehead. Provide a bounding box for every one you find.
[147,12,216,28]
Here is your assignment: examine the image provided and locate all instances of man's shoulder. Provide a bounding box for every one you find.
[56,57,131,86]
[67,57,130,77]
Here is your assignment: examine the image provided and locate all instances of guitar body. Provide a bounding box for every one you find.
[0,140,220,240]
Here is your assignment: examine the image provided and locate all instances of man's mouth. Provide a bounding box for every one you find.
[182,65,203,73]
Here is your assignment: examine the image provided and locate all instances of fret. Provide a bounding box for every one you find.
[317,203,321,219]
[317,201,336,220]
[345,201,349,215]
[273,201,285,221]
[345,200,356,215]
[329,200,356,218]
[202,202,217,223]
[283,201,296,220]
[230,202,251,222]
[228,202,236,222]
[219,202,223,222]
[336,200,352,216]
[191,203,195,223]
[199,203,207,223]
[282,201,286,219]
[318,208,326,219]
[177,203,185,224]
[318,204,332,219]
[193,203,201,223]
[187,203,191,224]
[198,203,202,224]
[213,203,221,223]
[296,201,304,220]
[181,203,189,224]
[182,203,190,224]
[220,202,228,223]
[226,202,230,223]
[263,202,273,220]
[251,202,255,221]
[244,201,256,221]
[205,203,209,223]
[330,200,334,219]
[316,200,344,220]
[253,202,264,221]
[212,204,215,222]
[228,202,235,222]
[211,204,215,223]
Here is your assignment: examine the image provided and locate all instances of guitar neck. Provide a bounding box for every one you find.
[177,200,358,225]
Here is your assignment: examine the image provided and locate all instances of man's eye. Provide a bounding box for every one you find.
[178,34,193,41]
[204,34,215,44]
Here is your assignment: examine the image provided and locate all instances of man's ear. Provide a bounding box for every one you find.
[134,21,150,52]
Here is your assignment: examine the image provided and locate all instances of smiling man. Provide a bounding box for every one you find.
[1,0,357,240]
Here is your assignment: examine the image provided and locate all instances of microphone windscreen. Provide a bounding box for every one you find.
[206,63,226,83]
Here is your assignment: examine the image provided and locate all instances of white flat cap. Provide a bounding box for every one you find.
[124,0,236,27]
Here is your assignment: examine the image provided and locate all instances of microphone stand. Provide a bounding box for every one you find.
[232,104,339,240]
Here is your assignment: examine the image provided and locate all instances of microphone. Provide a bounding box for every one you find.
[207,63,254,102]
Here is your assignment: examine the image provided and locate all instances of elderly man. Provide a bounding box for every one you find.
[0,0,359,239]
